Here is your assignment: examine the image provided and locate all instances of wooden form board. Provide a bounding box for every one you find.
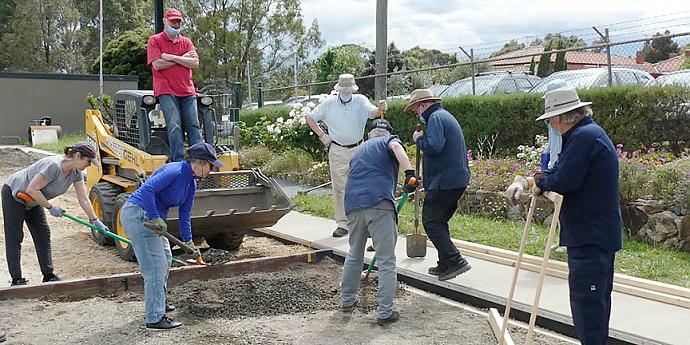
[489,307,515,345]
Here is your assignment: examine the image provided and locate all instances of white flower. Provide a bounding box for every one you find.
[306,101,315,109]
[518,145,525,151]
[276,117,284,123]
[517,153,526,159]
[310,131,314,136]
[293,103,303,110]
[299,117,307,125]
[275,127,282,134]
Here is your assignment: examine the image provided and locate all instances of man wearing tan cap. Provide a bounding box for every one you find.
[306,74,387,237]
[506,87,621,345]
[147,8,202,162]
[406,89,471,281]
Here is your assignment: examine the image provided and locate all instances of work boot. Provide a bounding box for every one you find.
[332,227,349,237]
[341,298,358,313]
[165,304,176,312]
[0,328,6,343]
[11,278,28,286]
[427,266,442,276]
[437,259,471,281]
[376,311,400,326]
[146,316,182,330]
[42,273,61,283]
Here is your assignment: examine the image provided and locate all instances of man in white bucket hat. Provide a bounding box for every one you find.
[306,74,387,237]
[506,87,622,345]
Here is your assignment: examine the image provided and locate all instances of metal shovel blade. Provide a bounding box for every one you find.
[406,233,427,258]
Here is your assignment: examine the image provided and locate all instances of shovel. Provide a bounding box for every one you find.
[406,126,427,258]
[16,192,200,266]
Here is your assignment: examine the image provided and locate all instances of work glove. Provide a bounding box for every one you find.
[48,205,64,217]
[404,169,419,193]
[505,175,529,204]
[319,134,332,149]
[184,240,202,257]
[91,218,109,233]
[412,130,424,143]
[377,100,388,116]
[143,218,167,236]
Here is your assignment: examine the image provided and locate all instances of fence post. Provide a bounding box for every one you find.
[459,46,476,95]
[593,26,613,86]
[233,82,242,122]
[257,81,264,108]
[375,0,388,100]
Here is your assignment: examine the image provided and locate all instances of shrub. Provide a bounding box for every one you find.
[261,148,315,181]
[239,145,273,169]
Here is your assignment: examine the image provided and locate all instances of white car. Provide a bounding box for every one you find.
[646,70,690,88]
[530,67,653,93]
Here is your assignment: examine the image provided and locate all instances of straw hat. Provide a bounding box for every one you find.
[404,89,441,113]
[333,74,359,92]
[536,87,592,121]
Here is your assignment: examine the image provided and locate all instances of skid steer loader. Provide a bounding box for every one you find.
[84,90,293,261]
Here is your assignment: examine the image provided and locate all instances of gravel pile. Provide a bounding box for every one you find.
[202,248,236,265]
[0,147,46,171]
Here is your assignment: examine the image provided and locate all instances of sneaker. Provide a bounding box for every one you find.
[11,278,28,286]
[42,274,61,283]
[146,316,182,330]
[341,298,358,313]
[0,328,6,342]
[166,304,176,312]
[376,311,400,326]
[427,266,442,276]
[366,244,375,252]
[437,259,471,281]
[332,227,349,237]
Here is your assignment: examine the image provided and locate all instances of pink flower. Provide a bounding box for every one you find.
[488,171,496,177]
[647,147,656,153]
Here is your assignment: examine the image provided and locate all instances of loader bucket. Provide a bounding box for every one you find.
[165,169,294,237]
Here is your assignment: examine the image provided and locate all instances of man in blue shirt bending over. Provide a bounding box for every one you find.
[506,87,622,345]
[340,119,417,326]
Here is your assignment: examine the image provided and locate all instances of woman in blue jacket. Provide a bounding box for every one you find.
[120,142,223,330]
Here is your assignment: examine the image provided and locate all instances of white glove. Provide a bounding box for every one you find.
[412,130,424,143]
[319,134,332,148]
[506,175,529,204]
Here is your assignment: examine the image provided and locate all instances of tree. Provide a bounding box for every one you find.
[90,28,152,89]
[403,46,458,69]
[536,52,551,78]
[359,42,412,98]
[490,39,525,57]
[530,33,585,49]
[0,0,16,70]
[311,44,368,92]
[177,0,324,87]
[433,62,490,85]
[642,30,679,63]
[553,40,567,72]
[528,56,536,75]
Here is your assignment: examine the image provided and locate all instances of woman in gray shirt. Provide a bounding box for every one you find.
[2,142,107,286]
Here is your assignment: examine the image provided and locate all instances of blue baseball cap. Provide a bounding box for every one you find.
[188,142,224,167]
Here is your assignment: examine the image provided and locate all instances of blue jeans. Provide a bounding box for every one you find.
[568,244,615,345]
[423,188,466,270]
[341,208,398,319]
[120,201,172,324]
[159,94,202,162]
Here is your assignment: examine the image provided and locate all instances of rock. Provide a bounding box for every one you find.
[629,199,669,215]
[639,211,679,243]
[621,204,649,238]
[679,215,690,243]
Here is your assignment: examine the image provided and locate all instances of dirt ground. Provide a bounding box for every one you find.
[0,147,306,286]
[0,259,575,345]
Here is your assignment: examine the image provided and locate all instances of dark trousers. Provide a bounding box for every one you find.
[567,244,615,345]
[2,184,54,280]
[422,187,465,269]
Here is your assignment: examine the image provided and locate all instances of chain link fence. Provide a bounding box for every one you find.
[258,31,690,105]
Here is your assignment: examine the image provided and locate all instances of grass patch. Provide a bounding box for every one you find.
[31,133,85,154]
[294,193,690,288]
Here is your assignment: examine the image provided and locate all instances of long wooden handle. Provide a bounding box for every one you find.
[414,126,421,235]
[164,232,196,254]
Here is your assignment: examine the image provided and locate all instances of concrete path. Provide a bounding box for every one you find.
[266,211,689,345]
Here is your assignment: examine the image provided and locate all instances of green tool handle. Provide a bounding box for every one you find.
[62,212,185,265]
[365,191,410,277]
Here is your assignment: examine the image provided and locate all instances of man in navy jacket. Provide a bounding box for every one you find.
[407,89,472,281]
[506,87,622,345]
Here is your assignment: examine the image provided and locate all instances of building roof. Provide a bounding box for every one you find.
[489,45,659,75]
[653,55,687,73]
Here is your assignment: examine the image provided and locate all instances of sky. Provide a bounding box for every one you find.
[300,0,690,58]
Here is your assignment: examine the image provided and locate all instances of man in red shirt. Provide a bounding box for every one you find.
[147,8,202,162]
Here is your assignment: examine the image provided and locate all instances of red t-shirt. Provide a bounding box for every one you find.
[147,32,197,97]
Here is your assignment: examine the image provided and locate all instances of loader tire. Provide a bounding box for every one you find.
[207,232,246,252]
[88,182,121,245]
[112,193,136,262]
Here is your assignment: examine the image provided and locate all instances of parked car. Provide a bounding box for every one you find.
[530,67,653,93]
[646,70,690,88]
[440,72,541,98]
[242,100,283,110]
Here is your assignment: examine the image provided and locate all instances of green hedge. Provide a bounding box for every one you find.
[242,86,690,153]
[240,106,291,126]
